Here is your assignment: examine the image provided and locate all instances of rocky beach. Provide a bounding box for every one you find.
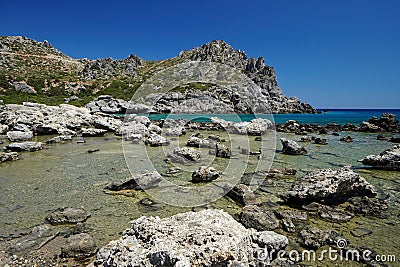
[0,36,399,267]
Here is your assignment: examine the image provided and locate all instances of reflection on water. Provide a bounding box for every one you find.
[0,130,399,261]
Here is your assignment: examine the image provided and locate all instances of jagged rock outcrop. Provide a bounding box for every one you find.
[179,40,318,114]
[367,113,399,132]
[280,138,307,155]
[359,145,400,171]
[94,209,288,266]
[80,54,143,80]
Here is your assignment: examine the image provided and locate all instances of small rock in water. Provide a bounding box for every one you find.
[60,233,97,258]
[350,227,372,238]
[240,205,280,231]
[46,207,91,225]
[280,138,307,155]
[340,135,353,142]
[225,184,256,205]
[192,166,220,183]
[314,137,327,145]
[87,149,100,153]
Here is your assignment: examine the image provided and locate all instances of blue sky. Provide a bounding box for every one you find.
[2,0,399,108]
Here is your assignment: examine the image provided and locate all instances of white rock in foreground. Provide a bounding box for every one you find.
[94,209,288,266]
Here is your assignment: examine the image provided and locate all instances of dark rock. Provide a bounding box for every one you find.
[377,134,387,141]
[5,141,42,152]
[300,225,343,250]
[300,136,312,142]
[319,128,328,134]
[359,145,400,171]
[87,149,100,153]
[239,205,280,231]
[225,184,256,205]
[332,132,340,136]
[106,171,162,191]
[60,233,97,258]
[192,166,220,183]
[280,138,307,155]
[390,136,400,143]
[347,196,388,218]
[8,224,56,253]
[282,167,376,205]
[209,142,231,158]
[340,135,353,142]
[314,137,327,145]
[276,210,308,221]
[46,207,91,225]
[367,113,399,132]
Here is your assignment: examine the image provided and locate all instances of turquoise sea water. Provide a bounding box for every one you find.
[147,109,400,125]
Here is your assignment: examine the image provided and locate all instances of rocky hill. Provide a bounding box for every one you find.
[0,36,317,113]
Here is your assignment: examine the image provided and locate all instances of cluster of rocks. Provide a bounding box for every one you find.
[277,113,399,134]
[0,207,97,266]
[211,117,274,135]
[359,145,400,171]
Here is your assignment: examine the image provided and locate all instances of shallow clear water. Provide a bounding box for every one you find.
[0,129,399,264]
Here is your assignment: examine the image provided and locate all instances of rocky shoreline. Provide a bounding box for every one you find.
[0,102,399,266]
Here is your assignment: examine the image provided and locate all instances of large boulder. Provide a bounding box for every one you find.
[94,209,288,266]
[280,138,307,155]
[5,142,42,152]
[192,166,220,183]
[359,145,400,171]
[282,167,376,205]
[367,113,399,132]
[6,131,33,142]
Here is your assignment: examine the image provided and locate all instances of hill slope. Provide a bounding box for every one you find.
[0,36,317,113]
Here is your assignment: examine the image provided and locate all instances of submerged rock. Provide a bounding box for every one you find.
[314,137,327,145]
[46,207,91,225]
[300,225,343,250]
[240,205,280,231]
[359,145,400,171]
[225,184,256,205]
[60,233,97,258]
[46,135,73,144]
[280,138,307,155]
[192,166,220,183]
[5,141,42,152]
[94,209,288,266]
[340,135,353,142]
[282,167,376,205]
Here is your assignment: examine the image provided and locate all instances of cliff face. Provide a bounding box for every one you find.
[0,36,317,113]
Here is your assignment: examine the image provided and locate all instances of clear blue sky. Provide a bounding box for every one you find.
[2,0,399,108]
